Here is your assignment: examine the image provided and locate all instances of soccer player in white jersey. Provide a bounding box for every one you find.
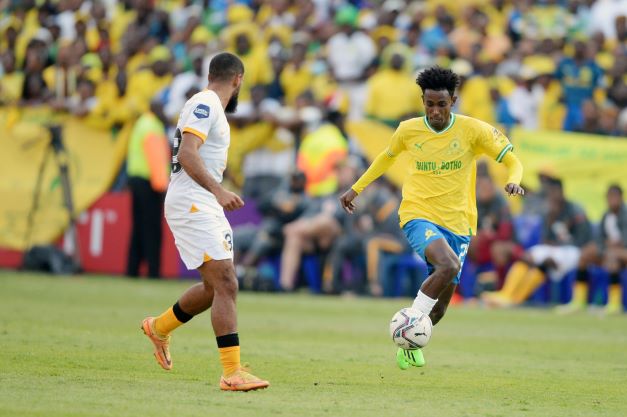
[141,52,269,392]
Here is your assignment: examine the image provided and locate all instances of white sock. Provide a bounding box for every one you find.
[412,291,437,315]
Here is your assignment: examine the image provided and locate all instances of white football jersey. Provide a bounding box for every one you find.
[165,89,230,217]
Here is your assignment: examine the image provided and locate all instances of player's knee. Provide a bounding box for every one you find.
[211,263,238,295]
[219,272,239,296]
[439,256,461,281]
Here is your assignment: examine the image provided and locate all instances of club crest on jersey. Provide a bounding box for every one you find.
[193,104,210,119]
[447,138,462,156]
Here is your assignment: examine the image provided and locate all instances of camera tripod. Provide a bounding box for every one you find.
[24,124,82,270]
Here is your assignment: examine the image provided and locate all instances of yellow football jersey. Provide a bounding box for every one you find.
[387,113,513,235]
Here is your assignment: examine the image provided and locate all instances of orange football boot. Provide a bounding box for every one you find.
[141,317,172,370]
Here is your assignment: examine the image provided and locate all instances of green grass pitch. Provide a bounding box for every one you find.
[1,271,626,417]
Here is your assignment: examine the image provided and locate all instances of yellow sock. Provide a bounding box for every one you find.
[572,282,588,305]
[219,346,241,376]
[154,307,184,337]
[511,268,545,304]
[607,284,622,309]
[499,261,530,299]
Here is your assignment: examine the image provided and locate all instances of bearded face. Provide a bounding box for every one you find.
[225,85,240,114]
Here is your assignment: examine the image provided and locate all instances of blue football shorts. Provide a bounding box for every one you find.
[402,219,471,284]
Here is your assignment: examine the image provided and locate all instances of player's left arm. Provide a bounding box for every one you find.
[501,152,524,196]
[178,132,244,211]
[474,122,524,196]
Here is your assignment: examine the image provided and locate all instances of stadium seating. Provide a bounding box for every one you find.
[379,252,427,297]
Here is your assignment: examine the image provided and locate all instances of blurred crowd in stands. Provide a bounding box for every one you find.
[1,0,626,311]
[1,0,626,134]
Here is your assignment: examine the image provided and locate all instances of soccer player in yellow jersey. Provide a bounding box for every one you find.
[340,67,525,369]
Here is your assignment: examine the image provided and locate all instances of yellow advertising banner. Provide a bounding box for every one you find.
[512,127,627,220]
[0,106,130,250]
[2,114,625,252]
[347,120,627,221]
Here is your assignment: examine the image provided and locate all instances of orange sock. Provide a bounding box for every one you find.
[219,346,241,376]
[154,307,184,337]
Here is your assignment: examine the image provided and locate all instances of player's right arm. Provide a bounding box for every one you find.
[339,126,406,214]
[177,132,244,211]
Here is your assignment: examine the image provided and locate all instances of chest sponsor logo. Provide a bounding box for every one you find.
[416,160,462,172]
[193,104,210,119]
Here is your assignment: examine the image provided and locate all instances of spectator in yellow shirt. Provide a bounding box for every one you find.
[280,34,314,106]
[95,53,131,130]
[225,23,274,103]
[458,62,496,125]
[364,51,423,127]
[74,14,99,53]
[0,21,20,57]
[43,42,79,103]
[449,6,482,60]
[124,45,173,118]
[21,45,50,105]
[0,52,24,105]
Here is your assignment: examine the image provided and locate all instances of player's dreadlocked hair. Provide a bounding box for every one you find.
[416,67,460,97]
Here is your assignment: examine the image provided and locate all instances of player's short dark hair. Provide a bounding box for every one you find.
[208,52,244,82]
[608,184,623,195]
[416,66,460,97]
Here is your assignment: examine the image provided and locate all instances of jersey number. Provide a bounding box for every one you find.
[223,232,233,252]
[171,128,182,174]
[458,243,469,262]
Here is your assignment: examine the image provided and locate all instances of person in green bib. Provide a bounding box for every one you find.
[126,101,171,278]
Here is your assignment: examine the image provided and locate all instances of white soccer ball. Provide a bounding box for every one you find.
[389,308,432,350]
